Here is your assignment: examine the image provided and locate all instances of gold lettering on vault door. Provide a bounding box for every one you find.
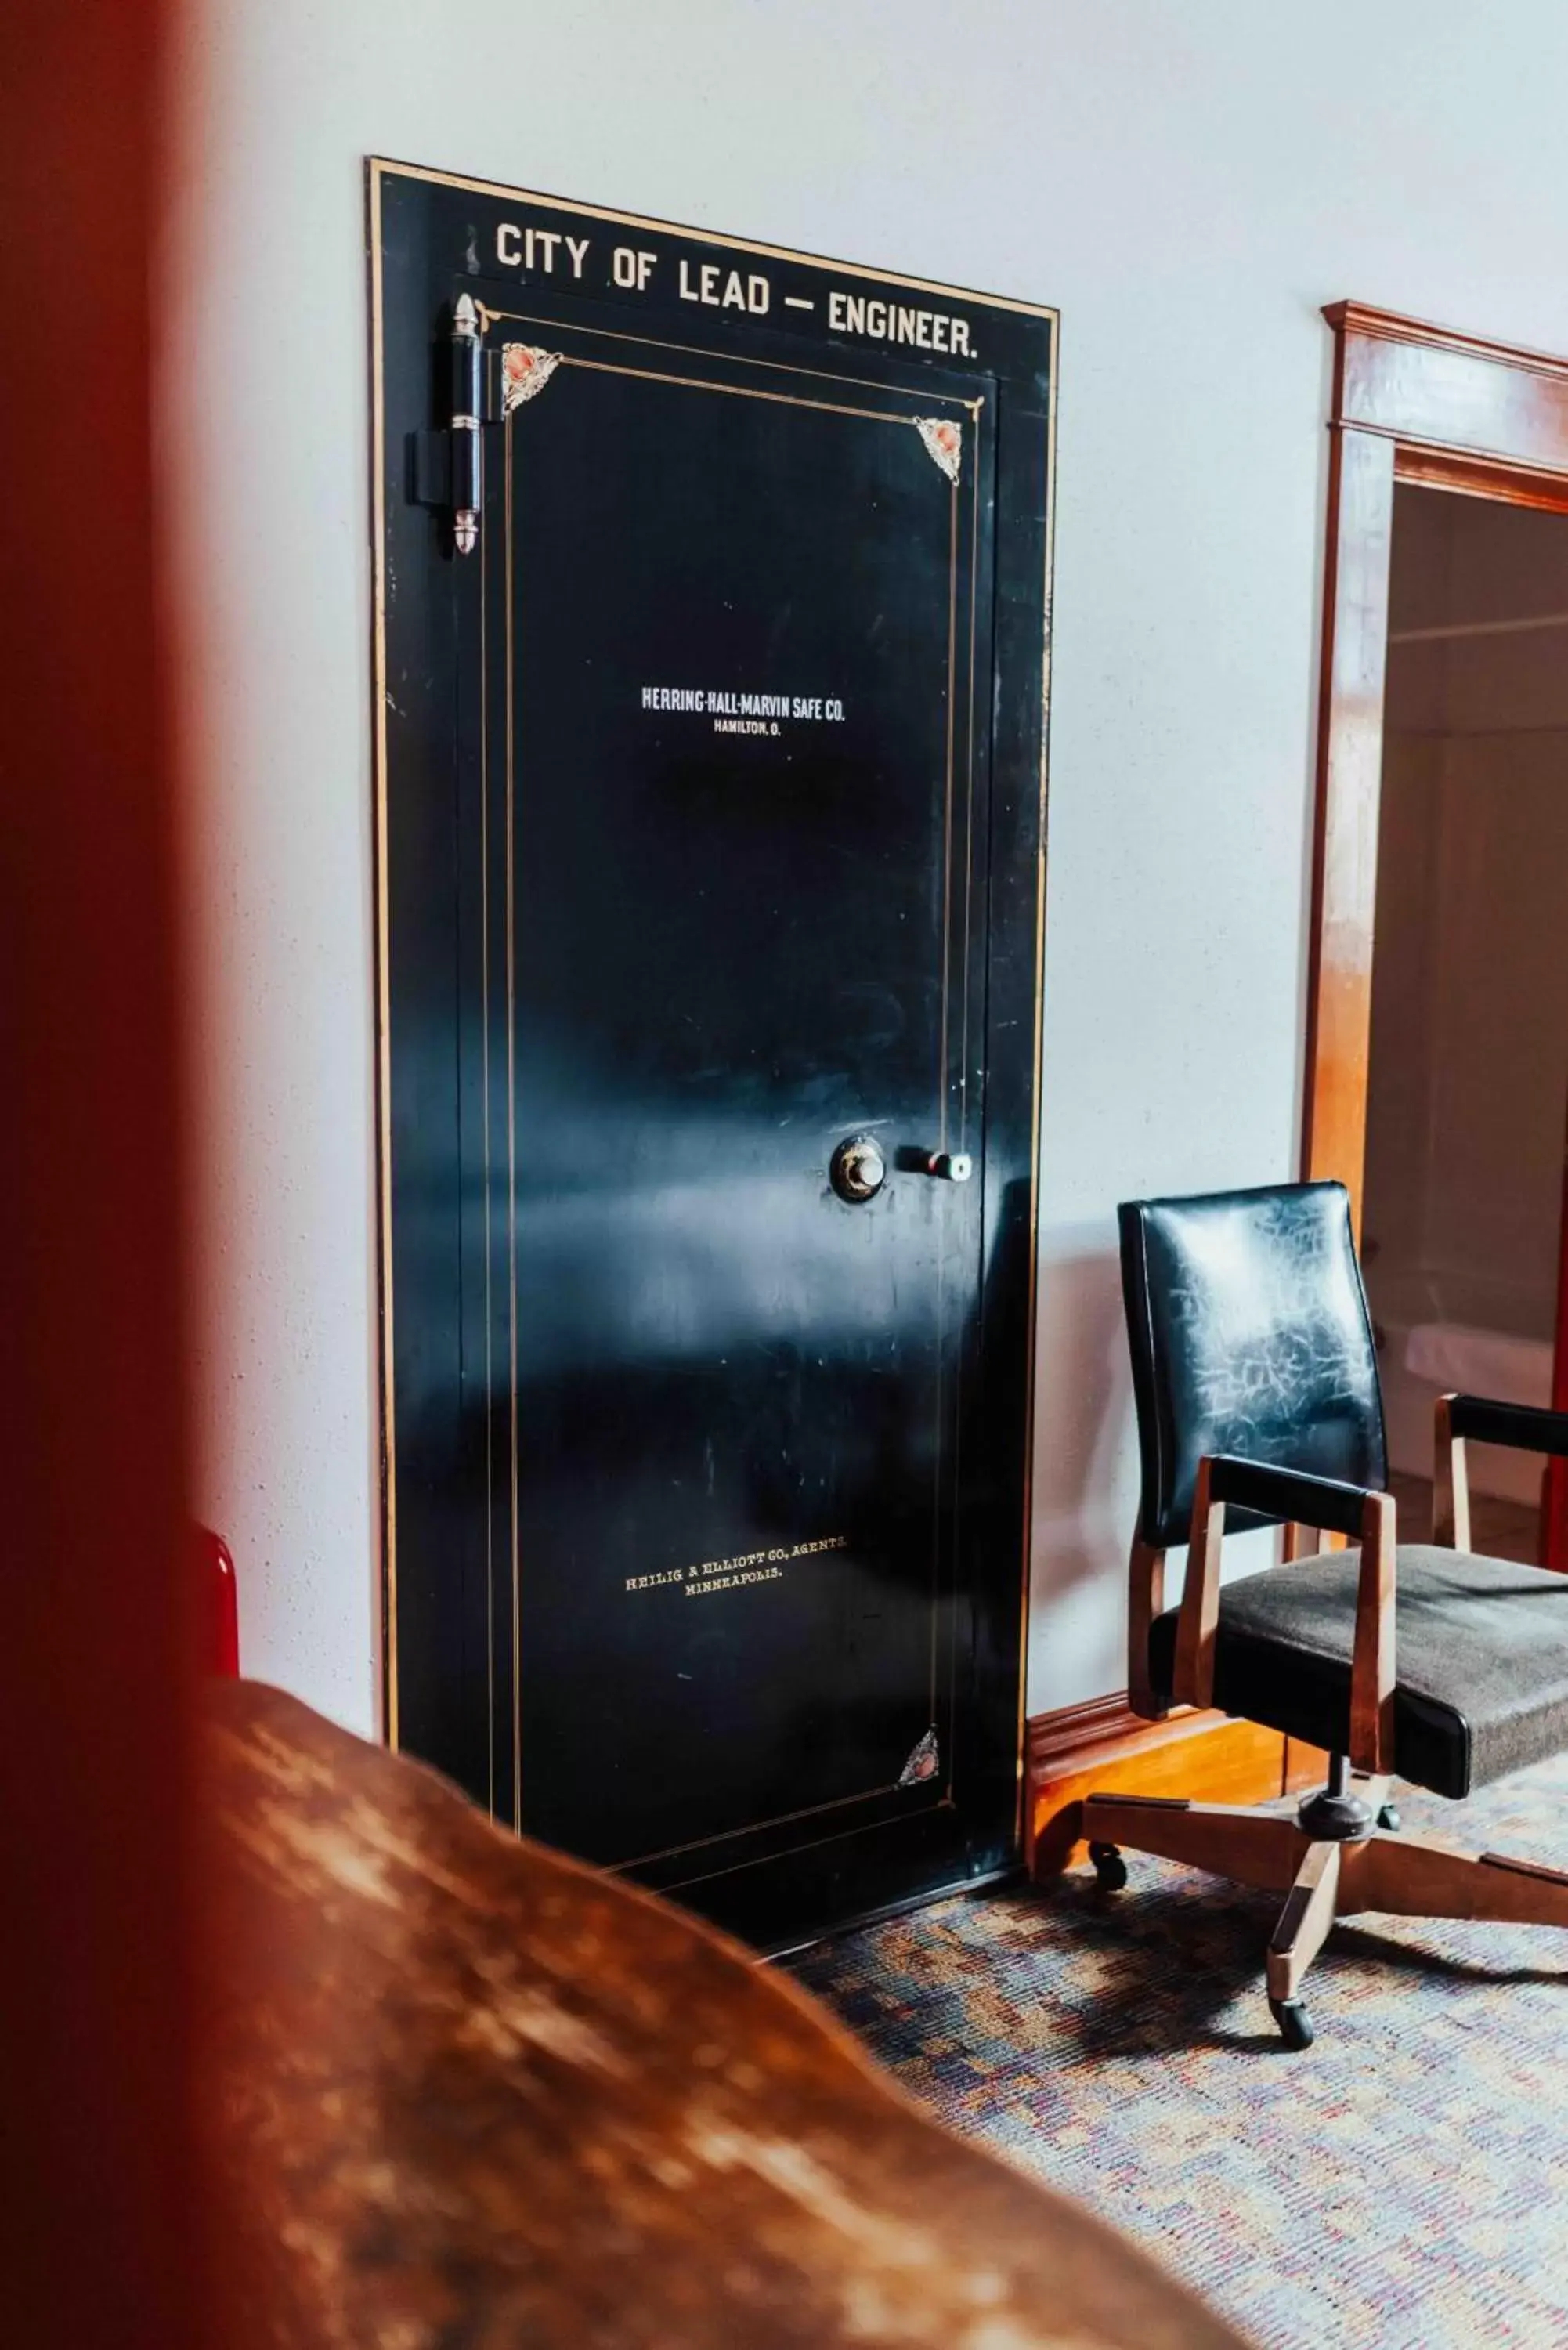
[623,1534,848,1599]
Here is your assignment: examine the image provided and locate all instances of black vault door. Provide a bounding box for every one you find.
[374,164,1057,1948]
[478,319,991,1911]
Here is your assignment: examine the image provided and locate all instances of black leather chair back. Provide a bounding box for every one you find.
[1118,1181,1387,1550]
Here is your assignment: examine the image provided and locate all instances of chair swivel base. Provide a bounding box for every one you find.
[1081,1773,1568,2048]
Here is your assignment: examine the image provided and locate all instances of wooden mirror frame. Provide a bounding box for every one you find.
[1302,301,1568,1224]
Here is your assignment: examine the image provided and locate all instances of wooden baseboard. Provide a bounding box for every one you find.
[1025,1693,1328,1877]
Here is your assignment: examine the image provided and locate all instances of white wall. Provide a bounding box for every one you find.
[165,0,1568,1734]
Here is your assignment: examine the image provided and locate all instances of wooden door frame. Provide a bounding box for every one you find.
[1302,300,1568,1221]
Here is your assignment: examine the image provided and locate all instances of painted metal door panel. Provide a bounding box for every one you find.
[484,318,988,1889]
[374,164,1056,1945]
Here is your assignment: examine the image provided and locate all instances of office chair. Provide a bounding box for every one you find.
[1089,1180,1568,2048]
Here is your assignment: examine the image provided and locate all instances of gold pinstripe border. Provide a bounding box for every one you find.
[496,338,969,1871]
[535,348,942,429]
[486,302,985,412]
[369,163,398,1745]
[1014,313,1062,1838]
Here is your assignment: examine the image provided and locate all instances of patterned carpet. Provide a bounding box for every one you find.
[790,1756,1568,2350]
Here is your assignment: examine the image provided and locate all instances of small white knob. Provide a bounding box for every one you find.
[831,1136,887,1202]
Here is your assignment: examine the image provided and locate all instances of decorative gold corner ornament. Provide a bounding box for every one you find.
[916,416,963,483]
[502,343,564,411]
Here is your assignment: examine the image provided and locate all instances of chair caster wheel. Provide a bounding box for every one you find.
[1377,1802,1401,1832]
[1089,1841,1127,1892]
[1269,1997,1315,2051]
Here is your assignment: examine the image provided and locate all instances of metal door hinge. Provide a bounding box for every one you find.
[408,292,488,555]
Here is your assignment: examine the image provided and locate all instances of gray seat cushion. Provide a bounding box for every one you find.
[1147,1546,1568,1799]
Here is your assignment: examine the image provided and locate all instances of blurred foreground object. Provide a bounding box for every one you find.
[0,1,202,2343]
[204,1681,1248,2350]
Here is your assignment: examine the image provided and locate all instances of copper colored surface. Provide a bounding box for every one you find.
[1305,302,1568,1233]
[1301,416,1394,1231]
[204,1682,1249,2350]
[1028,1705,1303,1878]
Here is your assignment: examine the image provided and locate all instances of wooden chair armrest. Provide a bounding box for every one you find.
[1173,1455,1397,1770]
[1127,1534,1169,1719]
[1436,1391,1568,1553]
[1349,1490,1396,1774]
[1433,1394,1470,1550]
[1445,1393,1568,1457]
[1173,1458,1224,1709]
